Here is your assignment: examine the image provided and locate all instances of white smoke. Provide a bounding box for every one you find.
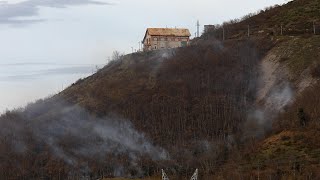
[244,58,294,139]
[0,101,169,177]
[264,82,293,111]
[37,105,168,161]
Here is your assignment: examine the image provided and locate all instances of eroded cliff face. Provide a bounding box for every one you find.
[256,36,319,110]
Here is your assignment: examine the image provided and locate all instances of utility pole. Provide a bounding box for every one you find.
[197,20,200,37]
[138,41,141,52]
[222,26,225,41]
[293,161,296,180]
[257,162,260,180]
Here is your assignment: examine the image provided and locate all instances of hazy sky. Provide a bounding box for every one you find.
[0,0,290,65]
[0,0,289,112]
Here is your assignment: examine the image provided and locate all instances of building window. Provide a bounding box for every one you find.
[154,38,157,41]
[181,41,188,47]
[154,46,157,49]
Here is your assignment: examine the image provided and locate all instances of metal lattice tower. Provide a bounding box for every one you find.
[161,168,198,180]
[190,169,198,180]
[162,169,169,180]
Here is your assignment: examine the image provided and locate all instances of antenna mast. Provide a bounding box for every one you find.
[197,20,200,37]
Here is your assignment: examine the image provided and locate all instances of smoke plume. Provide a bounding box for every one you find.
[0,99,169,177]
[244,58,294,139]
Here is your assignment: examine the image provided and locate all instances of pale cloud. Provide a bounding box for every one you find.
[0,0,111,25]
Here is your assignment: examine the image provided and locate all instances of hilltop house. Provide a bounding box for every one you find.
[142,28,191,51]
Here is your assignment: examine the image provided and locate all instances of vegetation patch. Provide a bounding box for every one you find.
[274,36,320,79]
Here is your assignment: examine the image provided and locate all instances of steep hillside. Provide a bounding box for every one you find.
[60,38,273,146]
[1,0,320,179]
[203,0,320,40]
